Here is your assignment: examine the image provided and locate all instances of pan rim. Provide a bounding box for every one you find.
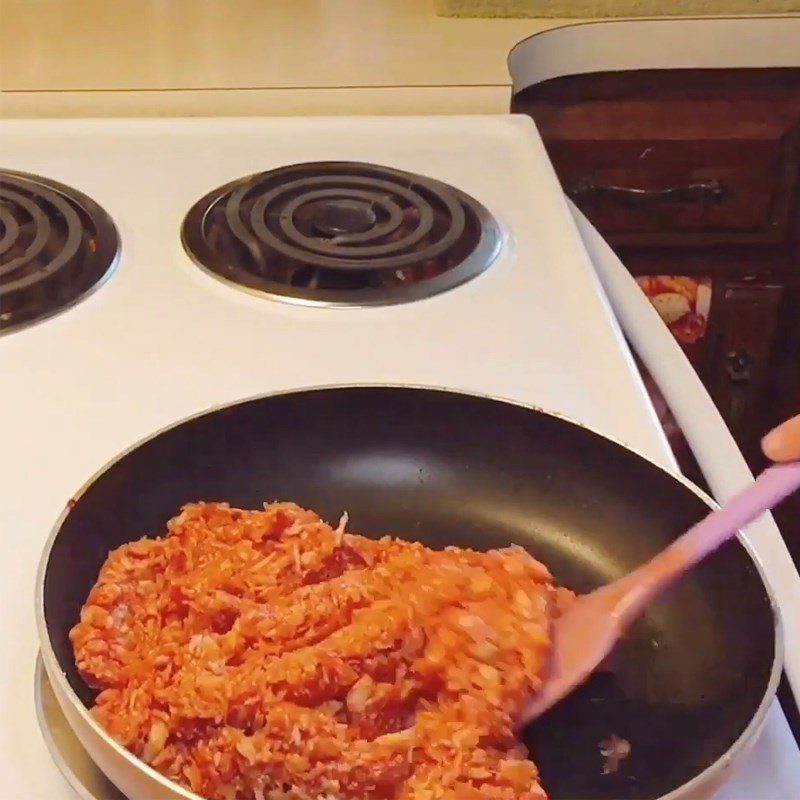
[34,382,784,800]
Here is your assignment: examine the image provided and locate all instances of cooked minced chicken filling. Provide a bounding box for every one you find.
[72,502,573,800]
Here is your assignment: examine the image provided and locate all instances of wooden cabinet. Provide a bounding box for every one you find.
[534,77,800,246]
[708,282,783,447]
[513,68,800,470]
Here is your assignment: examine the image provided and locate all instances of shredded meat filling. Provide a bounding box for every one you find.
[71,502,573,800]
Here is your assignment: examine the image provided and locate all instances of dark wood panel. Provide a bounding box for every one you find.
[707,283,784,448]
[552,139,790,245]
[514,68,800,250]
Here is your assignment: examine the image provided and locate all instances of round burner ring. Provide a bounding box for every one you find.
[182,161,502,307]
[0,182,83,287]
[0,205,21,259]
[309,197,379,238]
[246,175,447,264]
[280,189,406,247]
[0,170,119,334]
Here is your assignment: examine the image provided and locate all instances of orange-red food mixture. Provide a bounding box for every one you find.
[71,502,573,800]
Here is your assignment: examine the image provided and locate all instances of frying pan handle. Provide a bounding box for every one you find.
[615,462,800,626]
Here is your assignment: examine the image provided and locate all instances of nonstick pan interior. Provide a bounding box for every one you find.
[41,387,778,800]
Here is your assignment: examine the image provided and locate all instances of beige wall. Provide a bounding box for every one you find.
[0,0,560,117]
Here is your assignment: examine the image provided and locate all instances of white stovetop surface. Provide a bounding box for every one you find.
[1,115,798,799]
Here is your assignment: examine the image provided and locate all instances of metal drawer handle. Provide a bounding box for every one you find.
[570,178,728,206]
[724,348,756,384]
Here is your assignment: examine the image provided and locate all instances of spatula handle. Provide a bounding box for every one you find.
[614,462,800,627]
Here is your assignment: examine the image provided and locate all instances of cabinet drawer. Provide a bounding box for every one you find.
[523,88,800,248]
[552,137,793,245]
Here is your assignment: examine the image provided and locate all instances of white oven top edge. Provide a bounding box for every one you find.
[508,17,800,94]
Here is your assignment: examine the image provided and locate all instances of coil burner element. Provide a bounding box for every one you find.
[0,171,119,334]
[181,162,502,306]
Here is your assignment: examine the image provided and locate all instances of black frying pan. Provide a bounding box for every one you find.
[41,387,779,800]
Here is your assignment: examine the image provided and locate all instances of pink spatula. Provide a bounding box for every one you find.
[520,462,800,727]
